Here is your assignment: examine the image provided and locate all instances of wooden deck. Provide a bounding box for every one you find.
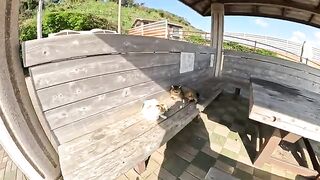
[0,145,27,180]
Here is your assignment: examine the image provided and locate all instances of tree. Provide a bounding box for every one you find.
[109,0,136,7]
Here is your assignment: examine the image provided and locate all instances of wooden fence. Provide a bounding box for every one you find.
[128,20,168,39]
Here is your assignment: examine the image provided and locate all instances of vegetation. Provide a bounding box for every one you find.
[19,0,199,41]
[19,0,277,57]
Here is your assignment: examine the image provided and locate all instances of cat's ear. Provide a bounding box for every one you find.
[171,85,174,88]
[178,85,181,89]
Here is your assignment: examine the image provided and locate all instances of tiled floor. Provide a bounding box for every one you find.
[0,146,27,180]
[118,93,309,180]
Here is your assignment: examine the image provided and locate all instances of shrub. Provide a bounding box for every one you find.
[185,35,210,46]
[19,12,117,41]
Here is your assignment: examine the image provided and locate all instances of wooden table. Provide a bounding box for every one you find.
[249,78,320,177]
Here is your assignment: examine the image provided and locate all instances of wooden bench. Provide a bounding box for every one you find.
[22,34,223,179]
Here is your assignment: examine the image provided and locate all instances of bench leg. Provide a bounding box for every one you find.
[233,88,241,99]
[134,156,150,175]
[254,129,282,167]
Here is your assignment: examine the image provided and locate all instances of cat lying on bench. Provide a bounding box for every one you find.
[170,85,199,103]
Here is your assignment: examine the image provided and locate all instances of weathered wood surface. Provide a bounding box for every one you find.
[30,53,180,90]
[62,103,199,179]
[0,0,61,179]
[22,34,214,67]
[223,51,320,93]
[37,64,180,111]
[249,78,320,142]
[57,78,221,179]
[52,69,213,144]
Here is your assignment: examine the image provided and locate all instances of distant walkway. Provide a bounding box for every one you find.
[0,145,27,180]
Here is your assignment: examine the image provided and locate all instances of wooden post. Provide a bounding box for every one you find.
[36,0,43,39]
[118,0,122,34]
[211,3,225,77]
[0,0,61,179]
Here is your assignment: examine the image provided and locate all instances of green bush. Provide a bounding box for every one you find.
[185,35,210,46]
[19,12,117,41]
[223,41,277,57]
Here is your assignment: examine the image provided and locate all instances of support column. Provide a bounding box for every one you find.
[0,0,61,179]
[211,3,225,77]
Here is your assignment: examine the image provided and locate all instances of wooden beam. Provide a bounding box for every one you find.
[281,7,286,17]
[190,0,203,6]
[218,0,320,15]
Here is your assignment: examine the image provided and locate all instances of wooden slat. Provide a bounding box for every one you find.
[249,79,320,142]
[25,77,59,151]
[224,50,320,77]
[30,53,180,90]
[223,56,320,93]
[37,64,180,111]
[62,103,199,179]
[22,34,213,67]
[52,68,212,144]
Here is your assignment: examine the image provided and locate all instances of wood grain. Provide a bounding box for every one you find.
[52,68,212,144]
[30,53,180,90]
[62,103,199,179]
[37,64,179,111]
[249,79,320,142]
[22,34,214,67]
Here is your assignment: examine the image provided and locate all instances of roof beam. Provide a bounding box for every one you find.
[281,8,286,17]
[217,0,320,15]
[190,0,203,6]
[308,0,320,22]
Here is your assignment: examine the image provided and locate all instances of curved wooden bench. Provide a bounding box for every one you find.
[22,34,223,179]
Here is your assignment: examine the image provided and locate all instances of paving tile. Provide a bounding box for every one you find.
[217,155,237,168]
[285,171,296,180]
[188,136,206,150]
[116,174,129,180]
[254,168,272,180]
[175,149,195,162]
[213,125,230,137]
[145,173,159,180]
[141,160,160,178]
[191,151,216,172]
[180,144,199,156]
[150,151,165,165]
[162,154,189,177]
[233,168,253,180]
[236,162,254,175]
[178,171,199,180]
[185,164,206,179]
[201,143,219,159]
[157,168,176,180]
[125,169,141,180]
[209,142,223,154]
[224,138,242,154]
[271,166,286,178]
[210,133,227,147]
[214,160,235,174]
[220,148,239,160]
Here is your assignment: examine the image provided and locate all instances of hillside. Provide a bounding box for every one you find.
[19,1,201,41]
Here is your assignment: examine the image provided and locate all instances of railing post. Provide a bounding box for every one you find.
[36,0,43,39]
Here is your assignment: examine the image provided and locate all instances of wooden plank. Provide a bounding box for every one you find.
[52,69,212,144]
[223,58,320,93]
[30,53,180,90]
[25,77,59,151]
[224,55,320,85]
[22,34,213,67]
[58,97,182,176]
[224,55,320,83]
[62,103,199,179]
[249,79,320,142]
[224,50,320,77]
[37,64,180,111]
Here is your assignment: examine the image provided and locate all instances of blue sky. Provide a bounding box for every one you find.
[136,0,320,47]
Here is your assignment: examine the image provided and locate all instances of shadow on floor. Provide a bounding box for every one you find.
[122,93,311,180]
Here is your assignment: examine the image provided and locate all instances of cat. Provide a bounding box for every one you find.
[169,85,184,101]
[170,85,199,103]
[182,86,199,103]
[141,99,168,121]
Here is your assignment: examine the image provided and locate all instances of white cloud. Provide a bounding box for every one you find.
[254,18,268,27]
[289,31,306,43]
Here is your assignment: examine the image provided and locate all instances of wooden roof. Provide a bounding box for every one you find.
[179,0,320,28]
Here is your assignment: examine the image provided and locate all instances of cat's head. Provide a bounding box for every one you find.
[170,85,182,94]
